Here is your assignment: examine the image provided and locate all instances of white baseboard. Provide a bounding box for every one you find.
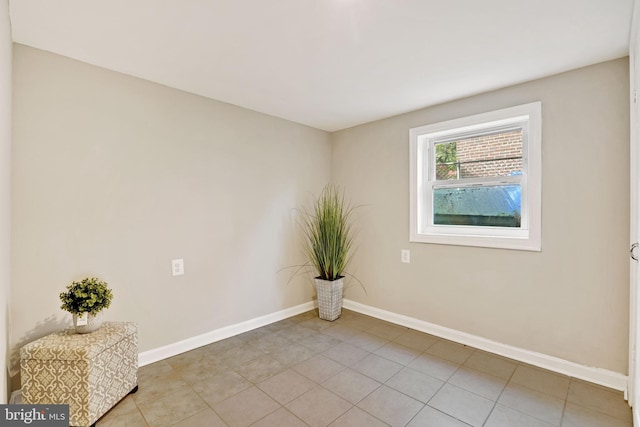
[634,407,639,426]
[138,301,315,367]
[342,299,629,392]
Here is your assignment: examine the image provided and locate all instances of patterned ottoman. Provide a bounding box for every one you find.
[20,322,138,427]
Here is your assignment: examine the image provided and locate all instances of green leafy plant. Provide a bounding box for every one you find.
[300,184,355,281]
[59,277,113,317]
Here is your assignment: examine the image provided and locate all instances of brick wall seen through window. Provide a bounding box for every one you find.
[436,129,523,180]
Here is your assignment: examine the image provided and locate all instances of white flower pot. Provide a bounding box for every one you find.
[73,311,104,334]
[315,277,344,321]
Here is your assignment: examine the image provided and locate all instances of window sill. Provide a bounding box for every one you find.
[410,230,541,251]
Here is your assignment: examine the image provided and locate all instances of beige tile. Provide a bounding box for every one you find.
[286,386,353,426]
[97,409,149,427]
[561,402,633,427]
[385,367,444,403]
[407,353,460,381]
[173,359,227,385]
[164,349,208,370]
[190,347,226,364]
[269,342,317,366]
[97,396,144,426]
[137,388,209,427]
[322,367,382,404]
[191,370,251,405]
[100,395,139,419]
[213,386,280,427]
[246,332,294,353]
[463,351,517,380]
[484,404,555,427]
[374,341,421,365]
[367,322,407,341]
[132,370,191,405]
[322,342,370,366]
[321,324,359,341]
[510,365,570,400]
[428,383,494,427]
[448,366,508,401]
[498,383,564,425]
[172,409,226,427]
[299,317,335,331]
[426,340,474,365]
[296,333,342,353]
[357,385,424,426]
[137,361,173,379]
[329,407,390,427]
[217,344,266,368]
[348,331,390,352]
[393,330,439,352]
[338,315,382,331]
[276,324,316,341]
[251,407,307,427]
[235,354,285,383]
[257,369,316,405]
[566,380,631,422]
[353,353,403,383]
[407,405,470,427]
[293,354,345,383]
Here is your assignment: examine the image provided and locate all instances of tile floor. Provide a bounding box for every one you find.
[97,309,632,427]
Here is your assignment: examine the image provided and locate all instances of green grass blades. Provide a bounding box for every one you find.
[301,185,355,281]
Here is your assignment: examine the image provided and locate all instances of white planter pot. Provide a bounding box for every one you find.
[73,311,104,334]
[315,277,344,321]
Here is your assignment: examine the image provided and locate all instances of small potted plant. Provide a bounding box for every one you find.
[59,277,113,333]
[300,184,357,321]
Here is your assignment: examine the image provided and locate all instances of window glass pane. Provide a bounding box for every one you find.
[435,129,523,181]
[433,184,521,227]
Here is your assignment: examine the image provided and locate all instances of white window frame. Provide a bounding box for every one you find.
[409,102,541,251]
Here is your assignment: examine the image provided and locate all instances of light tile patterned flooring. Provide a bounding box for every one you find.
[97,309,632,427]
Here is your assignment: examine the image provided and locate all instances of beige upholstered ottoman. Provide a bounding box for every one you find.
[20,322,138,427]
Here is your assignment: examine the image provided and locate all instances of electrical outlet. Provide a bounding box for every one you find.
[401,249,410,263]
[171,258,184,276]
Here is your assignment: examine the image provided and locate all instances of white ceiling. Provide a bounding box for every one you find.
[8,0,634,132]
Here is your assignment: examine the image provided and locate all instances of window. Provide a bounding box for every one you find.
[410,102,541,251]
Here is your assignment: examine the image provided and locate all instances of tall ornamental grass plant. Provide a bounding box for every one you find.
[301,185,355,281]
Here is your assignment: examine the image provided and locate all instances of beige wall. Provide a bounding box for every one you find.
[10,44,331,377]
[0,0,11,404]
[332,58,630,374]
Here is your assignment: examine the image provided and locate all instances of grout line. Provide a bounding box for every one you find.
[480,356,519,427]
